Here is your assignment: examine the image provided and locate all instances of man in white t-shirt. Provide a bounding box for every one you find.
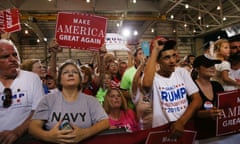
[0,37,44,144]
[142,37,202,139]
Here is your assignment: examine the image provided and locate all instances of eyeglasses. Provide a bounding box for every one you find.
[3,88,12,108]
[230,46,240,49]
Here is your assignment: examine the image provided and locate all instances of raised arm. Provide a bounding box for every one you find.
[221,70,240,86]
[1,32,11,40]
[132,58,146,97]
[48,39,59,79]
[142,39,163,90]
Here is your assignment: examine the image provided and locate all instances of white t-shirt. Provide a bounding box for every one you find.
[49,88,59,93]
[213,61,231,85]
[0,70,44,131]
[150,67,199,128]
[223,68,240,91]
[32,91,108,130]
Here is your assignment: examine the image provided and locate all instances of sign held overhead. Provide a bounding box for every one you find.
[55,12,107,51]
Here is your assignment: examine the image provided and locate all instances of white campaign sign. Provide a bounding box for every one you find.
[105,33,130,51]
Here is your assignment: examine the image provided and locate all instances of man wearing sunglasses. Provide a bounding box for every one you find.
[142,36,202,139]
[0,33,44,144]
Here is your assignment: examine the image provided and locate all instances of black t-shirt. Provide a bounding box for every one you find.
[194,80,224,139]
[198,81,224,109]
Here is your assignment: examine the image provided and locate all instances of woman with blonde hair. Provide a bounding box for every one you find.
[21,59,46,79]
[21,59,49,93]
[103,87,139,132]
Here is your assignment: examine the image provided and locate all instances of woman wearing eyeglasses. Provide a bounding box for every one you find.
[29,60,109,144]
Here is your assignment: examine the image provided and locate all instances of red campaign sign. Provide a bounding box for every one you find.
[145,130,197,144]
[0,8,21,33]
[55,12,107,50]
[217,90,240,136]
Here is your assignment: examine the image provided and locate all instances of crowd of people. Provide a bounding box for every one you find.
[0,31,240,144]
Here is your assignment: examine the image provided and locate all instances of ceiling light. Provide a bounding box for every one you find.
[151,28,154,33]
[48,0,52,2]
[217,6,221,10]
[43,38,47,42]
[170,15,174,19]
[185,4,189,9]
[37,39,40,43]
[133,0,136,4]
[122,28,131,38]
[198,16,201,20]
[184,24,187,27]
[133,30,138,36]
[24,30,29,34]
[193,29,196,33]
[223,17,227,21]
[206,25,209,28]
[173,29,176,33]
[86,0,90,3]
[116,23,120,27]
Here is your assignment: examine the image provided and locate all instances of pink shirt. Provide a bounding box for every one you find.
[109,109,139,132]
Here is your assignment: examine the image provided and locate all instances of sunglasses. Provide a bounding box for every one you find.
[3,88,12,108]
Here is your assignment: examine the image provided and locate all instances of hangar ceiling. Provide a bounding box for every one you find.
[0,0,240,45]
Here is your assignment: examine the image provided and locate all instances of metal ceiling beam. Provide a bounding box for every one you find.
[228,0,240,11]
[8,0,27,8]
[168,0,220,17]
[186,15,204,31]
[165,0,183,14]
[136,21,156,39]
[195,19,240,37]
[20,13,167,21]
[22,19,46,43]
[200,4,221,25]
[166,0,222,28]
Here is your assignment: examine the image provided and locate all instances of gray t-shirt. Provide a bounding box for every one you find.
[32,91,108,130]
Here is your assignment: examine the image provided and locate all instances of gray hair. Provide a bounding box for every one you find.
[0,39,21,62]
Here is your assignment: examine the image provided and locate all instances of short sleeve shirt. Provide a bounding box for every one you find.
[32,91,108,130]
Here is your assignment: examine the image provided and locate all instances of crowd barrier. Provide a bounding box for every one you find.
[19,123,194,144]
[17,121,239,144]
[17,90,240,144]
